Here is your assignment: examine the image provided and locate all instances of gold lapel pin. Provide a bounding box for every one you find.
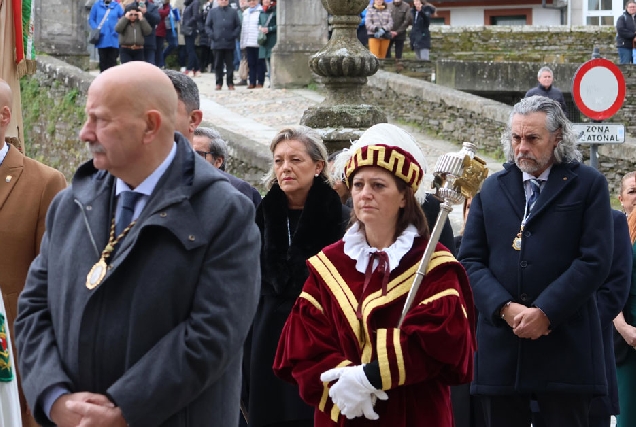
[5,176,11,183]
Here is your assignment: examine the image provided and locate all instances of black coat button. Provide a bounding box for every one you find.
[520,293,529,302]
[520,261,527,267]
[524,231,531,237]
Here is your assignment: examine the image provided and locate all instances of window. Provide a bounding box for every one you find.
[484,9,532,25]
[584,0,622,26]
[430,10,450,25]
[586,16,616,25]
[491,15,526,25]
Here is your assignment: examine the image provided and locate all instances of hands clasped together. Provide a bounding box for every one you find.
[501,302,550,339]
[51,392,127,427]
[320,365,388,421]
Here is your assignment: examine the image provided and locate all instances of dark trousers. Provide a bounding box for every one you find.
[214,48,234,86]
[533,413,610,427]
[177,45,187,68]
[155,36,165,67]
[185,35,200,71]
[357,25,368,47]
[245,47,265,85]
[199,46,213,72]
[97,47,119,72]
[478,394,592,427]
[119,47,145,63]
[143,46,156,65]
[387,39,405,59]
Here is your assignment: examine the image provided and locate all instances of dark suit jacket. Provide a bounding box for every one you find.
[220,170,261,208]
[460,161,613,395]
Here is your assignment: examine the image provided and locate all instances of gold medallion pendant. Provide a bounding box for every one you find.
[86,258,108,290]
[512,233,522,251]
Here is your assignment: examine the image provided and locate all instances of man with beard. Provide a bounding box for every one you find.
[458,95,613,427]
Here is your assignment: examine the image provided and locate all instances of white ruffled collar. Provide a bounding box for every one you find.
[343,222,419,275]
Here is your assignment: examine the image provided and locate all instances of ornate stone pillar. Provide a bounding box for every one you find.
[34,0,90,70]
[300,0,386,152]
[270,0,328,89]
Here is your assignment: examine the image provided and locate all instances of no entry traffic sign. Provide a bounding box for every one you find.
[572,58,625,121]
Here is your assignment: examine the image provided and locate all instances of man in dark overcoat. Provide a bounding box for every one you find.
[14,62,260,427]
[459,95,614,427]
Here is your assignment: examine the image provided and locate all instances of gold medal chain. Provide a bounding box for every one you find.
[101,217,137,262]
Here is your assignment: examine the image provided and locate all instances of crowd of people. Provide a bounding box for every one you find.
[352,0,437,62]
[3,41,636,427]
[88,0,277,88]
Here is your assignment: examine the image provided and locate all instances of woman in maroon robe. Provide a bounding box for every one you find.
[274,123,476,427]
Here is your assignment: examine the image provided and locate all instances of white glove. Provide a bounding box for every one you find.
[320,365,389,420]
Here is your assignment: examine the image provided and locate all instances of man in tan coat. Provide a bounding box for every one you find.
[0,79,67,426]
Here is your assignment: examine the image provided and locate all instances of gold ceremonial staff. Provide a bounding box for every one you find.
[397,142,489,328]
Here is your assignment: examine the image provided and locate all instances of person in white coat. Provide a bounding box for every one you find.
[239,0,265,88]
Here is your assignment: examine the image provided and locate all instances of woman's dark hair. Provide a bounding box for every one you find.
[349,171,429,241]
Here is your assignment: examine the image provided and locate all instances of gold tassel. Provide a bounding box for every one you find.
[16,60,27,79]
[25,59,36,75]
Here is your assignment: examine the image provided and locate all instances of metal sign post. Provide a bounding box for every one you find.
[571,48,626,169]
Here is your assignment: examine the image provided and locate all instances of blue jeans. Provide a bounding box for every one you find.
[618,47,632,64]
[185,34,200,71]
[234,40,241,71]
[162,31,178,64]
[119,47,145,63]
[144,47,156,65]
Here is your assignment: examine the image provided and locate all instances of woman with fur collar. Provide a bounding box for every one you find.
[246,126,350,427]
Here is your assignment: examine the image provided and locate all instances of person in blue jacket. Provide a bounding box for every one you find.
[89,0,124,72]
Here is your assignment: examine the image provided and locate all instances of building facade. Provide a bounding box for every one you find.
[429,0,627,27]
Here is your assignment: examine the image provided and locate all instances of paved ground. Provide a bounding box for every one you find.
[194,71,503,233]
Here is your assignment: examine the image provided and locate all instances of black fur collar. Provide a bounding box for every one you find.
[256,177,349,296]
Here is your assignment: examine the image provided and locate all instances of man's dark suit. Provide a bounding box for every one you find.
[459,161,614,427]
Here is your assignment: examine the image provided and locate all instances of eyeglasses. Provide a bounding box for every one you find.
[196,150,212,158]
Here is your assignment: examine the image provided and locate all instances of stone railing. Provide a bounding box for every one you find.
[21,56,269,187]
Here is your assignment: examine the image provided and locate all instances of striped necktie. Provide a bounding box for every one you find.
[527,178,542,212]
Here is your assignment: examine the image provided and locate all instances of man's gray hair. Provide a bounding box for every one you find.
[262,126,331,189]
[537,66,553,78]
[194,126,228,170]
[501,95,582,164]
[163,69,200,112]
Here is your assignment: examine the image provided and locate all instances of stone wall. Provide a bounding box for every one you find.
[22,56,270,188]
[429,26,617,64]
[21,57,93,182]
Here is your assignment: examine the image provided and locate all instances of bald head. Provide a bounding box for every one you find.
[96,62,178,127]
[80,63,181,187]
[0,79,12,144]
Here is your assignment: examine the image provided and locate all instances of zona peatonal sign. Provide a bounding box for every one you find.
[572,123,625,144]
[571,57,626,145]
